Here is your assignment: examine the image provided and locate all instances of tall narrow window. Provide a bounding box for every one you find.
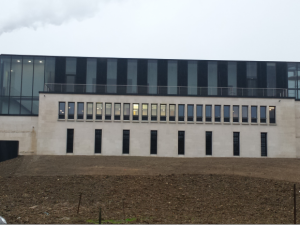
[68,102,75,119]
[242,106,248,123]
[105,103,112,120]
[160,104,166,121]
[96,103,103,120]
[188,61,197,95]
[21,57,33,98]
[77,102,84,119]
[142,104,148,121]
[224,105,230,122]
[151,104,157,121]
[66,58,76,93]
[233,132,240,156]
[124,103,130,120]
[10,56,22,97]
[1,56,11,97]
[267,63,276,97]
[178,104,185,121]
[66,129,74,153]
[206,131,212,155]
[260,106,266,123]
[33,57,45,97]
[196,105,203,122]
[45,57,55,86]
[169,104,176,121]
[251,106,257,123]
[95,129,102,154]
[261,133,267,157]
[187,105,194,121]
[86,58,97,93]
[208,61,218,95]
[178,131,185,155]
[215,105,221,122]
[148,60,157,94]
[206,105,212,122]
[127,59,137,93]
[107,59,117,93]
[228,62,237,96]
[246,62,257,96]
[287,63,297,98]
[133,104,139,120]
[87,102,93,120]
[59,102,65,119]
[269,106,276,123]
[168,60,178,95]
[150,130,157,155]
[114,103,121,120]
[123,130,130,154]
[233,105,239,122]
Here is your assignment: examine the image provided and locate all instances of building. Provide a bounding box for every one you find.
[0,54,300,159]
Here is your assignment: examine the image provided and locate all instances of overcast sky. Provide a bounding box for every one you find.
[0,0,299,62]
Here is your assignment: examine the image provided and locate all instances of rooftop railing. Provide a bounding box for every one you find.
[43,83,288,98]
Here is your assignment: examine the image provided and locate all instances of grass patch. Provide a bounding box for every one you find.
[87,217,136,224]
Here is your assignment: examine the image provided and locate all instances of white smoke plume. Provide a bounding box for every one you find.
[0,0,101,35]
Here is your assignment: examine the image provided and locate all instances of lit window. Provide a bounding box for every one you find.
[169,104,176,121]
[160,104,166,121]
[114,103,121,120]
[133,104,139,120]
[142,104,148,121]
[105,103,112,120]
[96,103,103,120]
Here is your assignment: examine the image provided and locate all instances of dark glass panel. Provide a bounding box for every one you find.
[20,97,32,114]
[218,61,227,89]
[123,130,130,154]
[95,129,102,154]
[0,97,9,114]
[196,105,202,121]
[137,59,147,94]
[188,61,197,95]
[0,56,11,96]
[169,104,175,121]
[117,59,127,94]
[9,97,20,114]
[33,57,45,96]
[187,104,194,121]
[150,130,157,155]
[123,103,130,120]
[127,59,137,93]
[260,106,266,123]
[205,105,212,122]
[32,98,39,115]
[86,58,97,93]
[233,105,239,122]
[207,61,217,95]
[267,63,276,96]
[66,129,74,153]
[287,63,297,98]
[66,58,76,75]
[237,61,247,88]
[105,103,112,120]
[157,60,167,92]
[178,104,184,121]
[215,105,221,122]
[224,105,230,122]
[228,62,237,95]
[21,57,33,97]
[77,102,84,119]
[76,58,86,86]
[96,103,102,120]
[107,59,117,93]
[177,60,187,95]
[168,60,177,95]
[261,133,267,157]
[45,57,55,85]
[148,60,157,94]
[87,102,93,120]
[206,131,212,155]
[68,102,75,119]
[247,62,257,96]
[233,132,240,156]
[198,61,207,90]
[151,104,157,121]
[10,57,22,97]
[242,106,248,123]
[142,104,148,121]
[59,102,65,119]
[114,103,121,120]
[160,104,166,121]
[55,57,65,83]
[269,106,275,123]
[178,131,185,155]
[251,106,257,123]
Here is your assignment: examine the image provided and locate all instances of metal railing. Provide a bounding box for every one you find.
[43,83,288,98]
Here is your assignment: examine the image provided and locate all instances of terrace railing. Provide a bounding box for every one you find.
[44,83,288,98]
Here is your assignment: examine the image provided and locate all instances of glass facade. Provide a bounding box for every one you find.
[1,54,299,116]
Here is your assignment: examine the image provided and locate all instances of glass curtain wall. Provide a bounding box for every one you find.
[246,62,257,96]
[65,58,76,92]
[107,59,117,93]
[167,60,177,95]
[287,63,300,98]
[86,58,97,93]
[148,60,157,94]
[267,63,276,96]
[127,59,137,93]
[187,61,197,95]
[228,62,237,96]
[45,57,55,90]
[208,61,218,95]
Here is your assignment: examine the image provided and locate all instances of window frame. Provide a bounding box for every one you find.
[66,129,74,153]
[59,102,65,119]
[187,104,194,122]
[151,104,157,121]
[105,103,112,120]
[251,106,257,123]
[196,105,203,122]
[269,106,276,124]
[123,103,130,121]
[224,105,230,122]
[160,104,166,121]
[95,129,102,154]
[169,104,176,121]
[142,103,148,121]
[233,132,240,156]
[86,102,93,120]
[206,131,212,155]
[132,103,139,121]
[261,132,267,157]
[205,105,212,122]
[122,130,130,154]
[260,106,266,123]
[233,105,239,123]
[242,105,248,123]
[77,102,84,120]
[214,105,221,122]
[114,103,121,120]
[178,131,185,155]
[96,103,103,120]
[68,102,75,120]
[150,130,157,155]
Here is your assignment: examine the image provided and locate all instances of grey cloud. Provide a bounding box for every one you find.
[0,0,100,35]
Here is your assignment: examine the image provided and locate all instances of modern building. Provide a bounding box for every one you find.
[0,54,300,160]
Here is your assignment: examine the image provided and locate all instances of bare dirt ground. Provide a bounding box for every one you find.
[0,156,300,224]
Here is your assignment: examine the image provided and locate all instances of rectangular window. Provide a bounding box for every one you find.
[206,131,212,155]
[151,104,157,121]
[208,61,218,95]
[68,102,75,119]
[133,103,139,120]
[187,105,194,121]
[261,133,267,157]
[150,130,157,155]
[105,103,112,120]
[127,59,137,93]
[178,104,185,121]
[123,103,130,120]
[242,106,248,123]
[188,61,197,95]
[224,105,230,122]
[114,103,121,120]
[87,102,93,120]
[77,102,84,119]
[59,102,65,119]
[148,60,158,94]
[66,129,74,153]
[142,104,148,121]
[251,106,257,123]
[123,130,130,154]
[269,106,276,123]
[260,106,266,123]
[233,105,239,122]
[196,105,203,122]
[168,60,178,95]
[178,131,185,155]
[169,104,176,121]
[160,104,166,121]
[95,129,102,154]
[233,132,240,156]
[205,105,212,122]
[96,103,103,120]
[215,105,221,122]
